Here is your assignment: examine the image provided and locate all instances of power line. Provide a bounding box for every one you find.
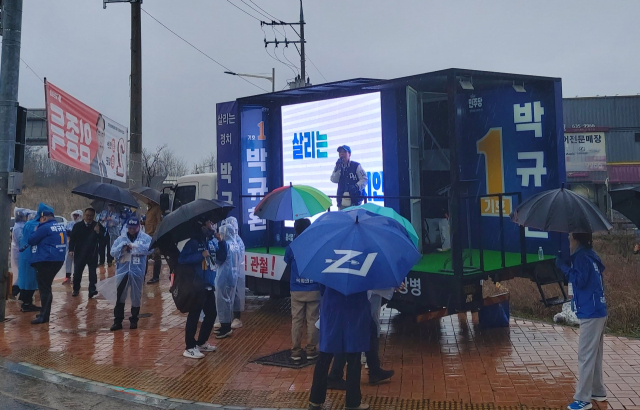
[248,0,279,21]
[306,55,327,82]
[239,0,272,22]
[20,58,44,84]
[281,47,299,75]
[141,8,268,92]
[225,0,261,22]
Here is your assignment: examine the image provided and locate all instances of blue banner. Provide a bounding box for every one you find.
[216,101,241,222]
[241,106,269,246]
[455,84,563,255]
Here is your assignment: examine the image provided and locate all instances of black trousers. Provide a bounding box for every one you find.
[73,257,97,293]
[310,352,362,408]
[329,318,380,380]
[19,289,35,305]
[32,261,64,322]
[150,249,162,280]
[98,237,112,265]
[185,289,217,350]
[114,275,140,325]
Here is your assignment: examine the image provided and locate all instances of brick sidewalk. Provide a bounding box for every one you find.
[2,266,640,409]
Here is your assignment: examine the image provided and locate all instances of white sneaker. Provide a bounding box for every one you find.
[183,348,204,359]
[197,342,217,352]
[231,319,243,329]
[214,322,221,330]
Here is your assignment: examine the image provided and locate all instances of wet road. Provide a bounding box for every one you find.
[0,367,160,410]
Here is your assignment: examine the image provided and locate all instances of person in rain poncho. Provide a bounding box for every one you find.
[97,203,121,267]
[101,217,151,331]
[220,216,245,330]
[11,208,30,297]
[27,203,67,325]
[214,224,240,339]
[64,210,83,284]
[18,210,40,312]
[178,218,219,359]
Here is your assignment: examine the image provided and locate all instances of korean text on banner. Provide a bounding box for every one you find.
[45,81,128,182]
[564,132,606,172]
[216,101,241,222]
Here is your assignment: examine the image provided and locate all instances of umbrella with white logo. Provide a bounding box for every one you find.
[289,208,421,295]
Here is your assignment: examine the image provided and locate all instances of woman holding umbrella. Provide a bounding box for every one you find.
[556,233,607,410]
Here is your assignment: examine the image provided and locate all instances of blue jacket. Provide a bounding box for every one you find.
[319,287,371,353]
[28,219,67,264]
[284,245,319,292]
[557,247,607,319]
[178,235,218,286]
[18,219,39,290]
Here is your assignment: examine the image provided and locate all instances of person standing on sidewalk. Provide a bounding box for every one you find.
[178,218,219,359]
[18,210,40,313]
[284,218,320,361]
[309,286,370,410]
[69,208,107,298]
[98,203,121,268]
[27,203,67,325]
[224,217,246,329]
[145,201,163,284]
[63,210,83,284]
[10,208,30,297]
[108,217,151,331]
[214,224,240,339]
[556,233,608,410]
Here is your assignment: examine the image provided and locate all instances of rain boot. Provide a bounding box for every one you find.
[130,306,140,329]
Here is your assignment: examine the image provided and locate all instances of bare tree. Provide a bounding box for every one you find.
[192,152,216,174]
[142,144,189,186]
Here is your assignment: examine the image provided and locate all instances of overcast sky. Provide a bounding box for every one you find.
[16,0,640,165]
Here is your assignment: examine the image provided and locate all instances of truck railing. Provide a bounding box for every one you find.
[239,191,529,275]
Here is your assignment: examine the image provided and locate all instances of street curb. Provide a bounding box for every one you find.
[0,357,304,410]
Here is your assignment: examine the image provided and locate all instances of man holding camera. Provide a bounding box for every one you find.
[330,145,368,210]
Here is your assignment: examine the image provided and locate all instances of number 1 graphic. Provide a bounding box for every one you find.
[476,128,505,196]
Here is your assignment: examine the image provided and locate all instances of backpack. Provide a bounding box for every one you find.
[170,264,207,313]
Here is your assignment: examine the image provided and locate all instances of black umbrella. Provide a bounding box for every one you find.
[609,186,640,228]
[130,186,161,206]
[72,182,139,208]
[511,187,612,233]
[149,198,234,249]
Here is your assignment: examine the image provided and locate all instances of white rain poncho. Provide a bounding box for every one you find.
[215,224,240,324]
[11,208,30,284]
[221,216,246,312]
[97,230,152,307]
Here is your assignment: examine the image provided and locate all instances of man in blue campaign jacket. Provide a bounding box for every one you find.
[330,145,368,210]
[178,218,218,359]
[27,203,67,325]
[556,233,607,410]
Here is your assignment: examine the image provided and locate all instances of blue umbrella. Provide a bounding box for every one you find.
[290,209,421,295]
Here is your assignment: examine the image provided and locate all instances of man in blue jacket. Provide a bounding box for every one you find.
[178,218,218,359]
[330,145,368,210]
[27,203,67,325]
[556,233,607,410]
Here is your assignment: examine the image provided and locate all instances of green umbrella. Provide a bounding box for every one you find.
[342,202,419,247]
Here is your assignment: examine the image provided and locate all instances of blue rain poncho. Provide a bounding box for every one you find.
[221,217,246,311]
[96,230,152,307]
[18,214,39,291]
[215,224,240,323]
[11,208,30,285]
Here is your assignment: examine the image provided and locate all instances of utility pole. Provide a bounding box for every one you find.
[262,0,308,89]
[104,0,142,188]
[0,0,23,321]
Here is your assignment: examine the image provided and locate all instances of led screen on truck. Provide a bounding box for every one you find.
[281,92,385,220]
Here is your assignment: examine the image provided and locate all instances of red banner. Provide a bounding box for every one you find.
[45,81,128,182]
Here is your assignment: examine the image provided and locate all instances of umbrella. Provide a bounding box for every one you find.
[130,186,161,206]
[343,203,419,247]
[72,182,139,208]
[290,208,421,295]
[254,184,331,221]
[149,198,234,249]
[510,187,612,233]
[609,186,640,228]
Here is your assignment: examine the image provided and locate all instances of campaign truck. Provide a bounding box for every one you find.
[214,68,568,315]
